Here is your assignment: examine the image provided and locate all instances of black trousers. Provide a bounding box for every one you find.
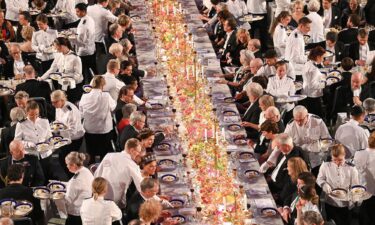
[359,195,375,225]
[85,132,114,164]
[66,214,82,225]
[80,54,97,84]
[58,137,83,179]
[249,14,269,51]
[325,204,352,225]
[300,96,324,119]
[39,155,54,183]
[40,60,54,75]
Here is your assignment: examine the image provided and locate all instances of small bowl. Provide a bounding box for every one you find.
[351,185,366,195]
[239,152,255,163]
[223,110,237,116]
[49,73,62,80]
[83,85,92,93]
[227,124,242,132]
[169,199,185,208]
[0,199,16,207]
[244,170,260,179]
[156,143,171,151]
[33,187,50,199]
[47,181,66,192]
[171,214,186,223]
[261,207,277,217]
[51,190,66,200]
[158,159,177,171]
[223,97,235,103]
[161,174,178,183]
[35,142,51,153]
[14,201,33,217]
[233,138,247,145]
[330,188,348,199]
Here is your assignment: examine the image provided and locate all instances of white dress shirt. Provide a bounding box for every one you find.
[354,148,375,196]
[5,0,28,21]
[285,114,331,168]
[53,0,78,23]
[87,4,118,42]
[359,43,369,61]
[271,155,286,182]
[65,167,94,216]
[335,119,369,156]
[31,28,58,62]
[273,24,288,57]
[14,117,52,149]
[285,29,307,73]
[275,0,291,17]
[266,74,295,111]
[227,0,248,18]
[94,151,143,208]
[102,73,125,101]
[75,15,96,56]
[80,197,122,225]
[79,89,116,134]
[41,51,83,84]
[256,64,276,78]
[247,0,266,14]
[55,101,85,140]
[317,162,359,207]
[306,12,325,43]
[223,30,234,50]
[13,59,25,76]
[302,61,326,98]
[323,8,332,28]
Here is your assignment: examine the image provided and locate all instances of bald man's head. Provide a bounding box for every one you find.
[9,140,25,161]
[351,72,363,90]
[250,58,263,74]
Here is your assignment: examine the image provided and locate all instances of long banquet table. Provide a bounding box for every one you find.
[130,0,284,224]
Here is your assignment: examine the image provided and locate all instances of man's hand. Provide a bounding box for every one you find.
[353,96,362,106]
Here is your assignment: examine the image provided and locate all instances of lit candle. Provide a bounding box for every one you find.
[204,129,207,142]
[179,3,182,12]
[221,127,225,141]
[173,5,176,15]
[166,4,169,15]
[176,37,179,48]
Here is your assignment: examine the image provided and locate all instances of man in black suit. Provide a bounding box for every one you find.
[322,0,341,28]
[241,82,263,141]
[105,23,123,51]
[124,178,159,224]
[0,140,45,188]
[338,14,360,45]
[248,39,262,59]
[16,11,32,43]
[0,107,25,156]
[349,28,375,65]
[307,31,345,62]
[220,17,237,68]
[370,29,375,43]
[5,44,39,79]
[15,65,51,101]
[0,164,44,225]
[118,111,146,149]
[266,133,308,197]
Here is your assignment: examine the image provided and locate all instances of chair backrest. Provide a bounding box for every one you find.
[13,217,33,225]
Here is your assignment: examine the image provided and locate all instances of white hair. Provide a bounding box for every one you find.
[277,133,294,147]
[266,106,281,121]
[363,98,375,113]
[240,50,255,66]
[293,105,308,117]
[308,0,320,12]
[246,82,263,99]
[9,107,26,124]
[130,111,145,125]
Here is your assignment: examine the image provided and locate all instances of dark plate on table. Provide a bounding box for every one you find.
[155,143,171,151]
[233,137,247,145]
[238,152,255,163]
[261,207,278,217]
[169,199,185,208]
[223,110,237,116]
[223,97,235,103]
[150,103,164,110]
[227,124,242,132]
[160,174,178,183]
[158,159,177,171]
[171,214,186,224]
[244,169,260,179]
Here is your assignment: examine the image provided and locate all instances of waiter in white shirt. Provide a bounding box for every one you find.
[75,3,96,83]
[102,60,125,100]
[79,75,116,163]
[51,90,85,178]
[227,0,248,18]
[275,0,291,17]
[272,11,291,57]
[52,0,78,29]
[64,152,94,225]
[40,37,83,103]
[285,106,331,172]
[317,144,359,225]
[306,0,325,43]
[14,101,56,180]
[247,0,268,51]
[353,132,375,225]
[5,0,28,24]
[335,105,369,157]
[87,0,118,55]
[94,138,143,209]
[256,49,296,80]
[285,17,311,77]
[31,14,58,74]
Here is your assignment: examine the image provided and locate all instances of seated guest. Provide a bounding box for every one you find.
[94,139,143,208]
[300,211,325,225]
[264,106,285,132]
[265,133,307,197]
[285,106,331,172]
[0,11,15,42]
[247,39,262,59]
[271,11,292,57]
[105,23,123,50]
[353,132,375,225]
[253,120,279,158]
[338,13,360,45]
[79,76,116,163]
[137,128,165,153]
[102,59,125,100]
[16,11,32,43]
[257,95,275,126]
[0,108,25,155]
[349,28,375,66]
[308,31,345,63]
[64,152,94,225]
[7,44,29,79]
[117,103,137,133]
[118,60,135,84]
[335,105,369,156]
[363,98,375,127]
[240,82,263,140]
[80,177,122,225]
[294,185,320,225]
[115,86,135,122]
[140,153,157,178]
[213,10,232,49]
[138,199,163,225]
[227,28,250,66]
[317,144,359,225]
[322,0,341,28]
[220,17,237,67]
[341,0,366,27]
[50,90,85,177]
[15,65,51,101]
[0,164,44,225]
[366,57,375,83]
[40,37,84,103]
[124,178,160,224]
[119,38,134,62]
[19,26,36,53]
[306,0,325,43]
[0,140,44,188]
[300,46,327,118]
[118,111,146,149]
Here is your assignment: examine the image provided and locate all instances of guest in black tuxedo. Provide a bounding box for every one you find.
[365,1,375,26]
[266,133,308,197]
[248,39,263,59]
[333,0,349,12]
[118,111,146,149]
[5,44,38,79]
[309,31,345,63]
[340,0,366,27]
[322,0,341,28]
[0,164,44,225]
[0,140,45,188]
[240,82,263,141]
[229,28,250,66]
[105,23,123,51]
[337,14,360,45]
[15,11,32,43]
[220,17,237,68]
[15,65,51,101]
[124,178,159,224]
[115,86,136,123]
[0,107,25,156]
[349,28,375,65]
[254,120,279,158]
